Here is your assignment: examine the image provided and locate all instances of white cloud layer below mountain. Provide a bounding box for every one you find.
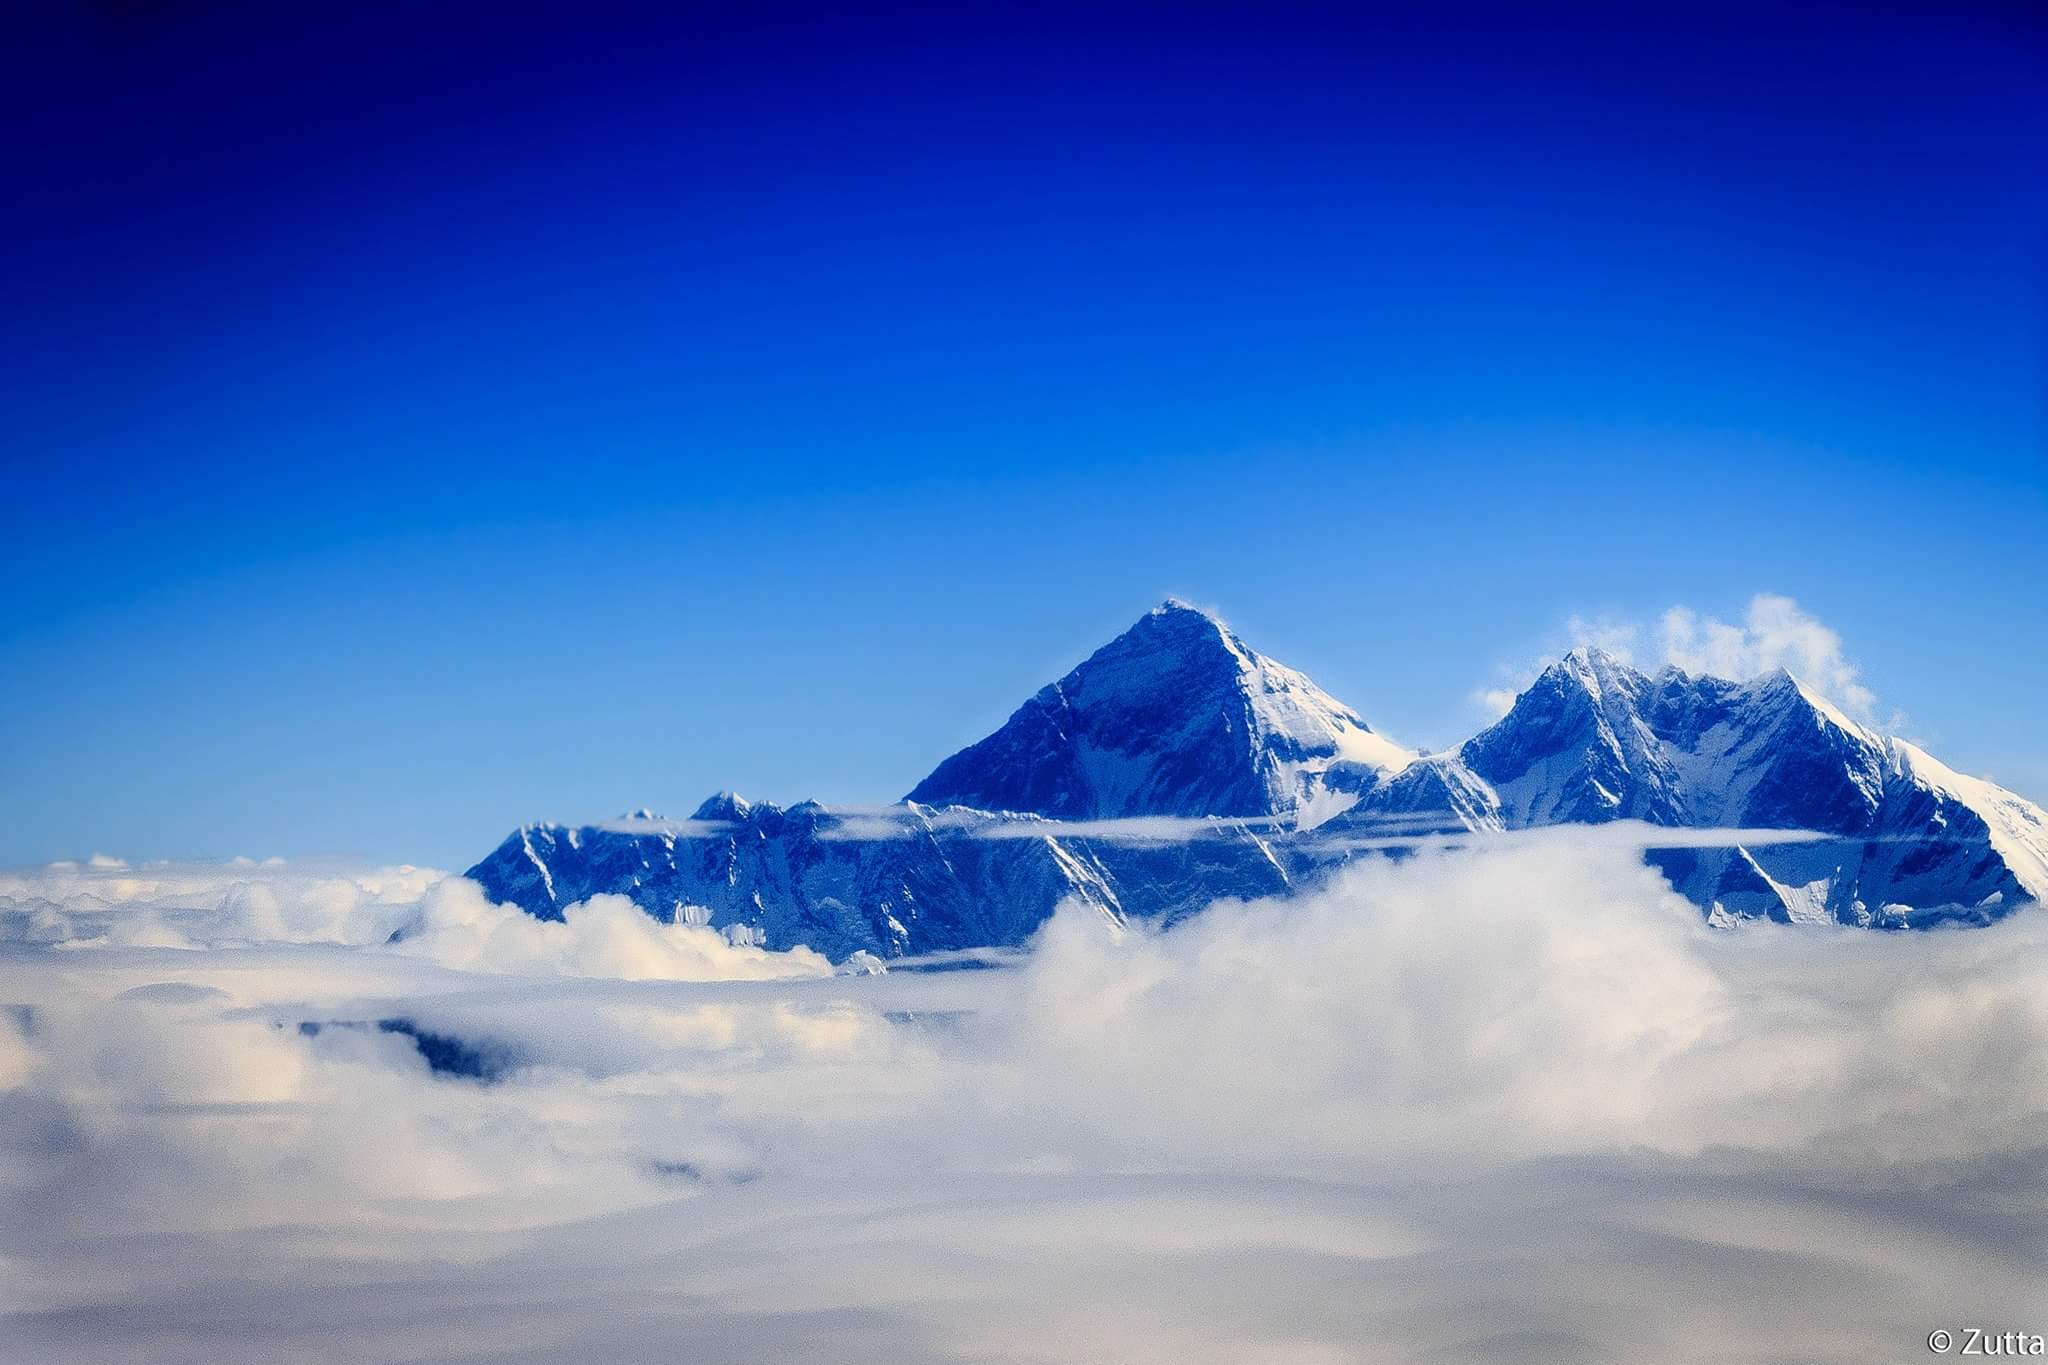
[1,847,2041,1363]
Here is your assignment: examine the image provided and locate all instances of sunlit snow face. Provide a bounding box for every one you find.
[0,846,2041,1364]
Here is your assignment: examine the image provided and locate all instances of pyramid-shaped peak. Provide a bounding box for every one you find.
[906,602,1410,820]
[1531,647,1650,705]
[1107,598,1245,660]
[1083,601,1259,678]
[1558,644,1639,677]
[690,791,754,821]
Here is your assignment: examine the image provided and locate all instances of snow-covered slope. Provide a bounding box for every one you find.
[1340,648,2048,927]
[468,619,2048,954]
[907,600,1412,824]
[464,796,1297,959]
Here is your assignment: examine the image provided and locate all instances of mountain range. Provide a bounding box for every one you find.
[467,601,2048,957]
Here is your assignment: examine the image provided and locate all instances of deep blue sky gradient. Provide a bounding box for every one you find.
[4,1,2045,866]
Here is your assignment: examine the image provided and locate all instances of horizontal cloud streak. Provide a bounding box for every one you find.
[1305,818,1837,853]
[816,808,1286,843]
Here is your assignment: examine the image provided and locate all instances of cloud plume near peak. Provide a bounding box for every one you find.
[1,847,2042,1363]
[1478,592,1890,725]
[1657,592,1879,720]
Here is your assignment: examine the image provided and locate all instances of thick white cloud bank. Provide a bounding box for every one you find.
[0,847,2042,1363]
[1,858,830,979]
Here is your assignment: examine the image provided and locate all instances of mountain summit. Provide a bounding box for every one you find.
[907,600,1411,824]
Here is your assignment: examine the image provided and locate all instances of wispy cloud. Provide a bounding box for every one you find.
[589,816,737,838]
[1475,593,1890,727]
[1658,593,1879,721]
[1307,819,1834,853]
[817,808,1285,844]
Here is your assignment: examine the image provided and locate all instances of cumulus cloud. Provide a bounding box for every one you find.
[0,849,2040,1363]
[997,846,2046,1171]
[0,859,827,982]
[1659,592,1880,721]
[1476,593,1888,725]
[394,879,832,981]
[0,856,438,950]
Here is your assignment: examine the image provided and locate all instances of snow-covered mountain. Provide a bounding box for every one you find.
[464,794,1297,960]
[468,607,2048,954]
[1344,647,2048,926]
[908,599,1412,825]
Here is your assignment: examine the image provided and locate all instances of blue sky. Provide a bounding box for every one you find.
[3,1,2044,868]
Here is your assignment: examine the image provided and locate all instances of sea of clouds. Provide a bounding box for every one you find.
[1,843,2042,1363]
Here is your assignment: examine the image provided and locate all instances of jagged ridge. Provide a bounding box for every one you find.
[467,609,2048,954]
[1341,648,2046,926]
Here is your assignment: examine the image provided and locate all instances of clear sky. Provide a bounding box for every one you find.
[3,1,2044,869]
